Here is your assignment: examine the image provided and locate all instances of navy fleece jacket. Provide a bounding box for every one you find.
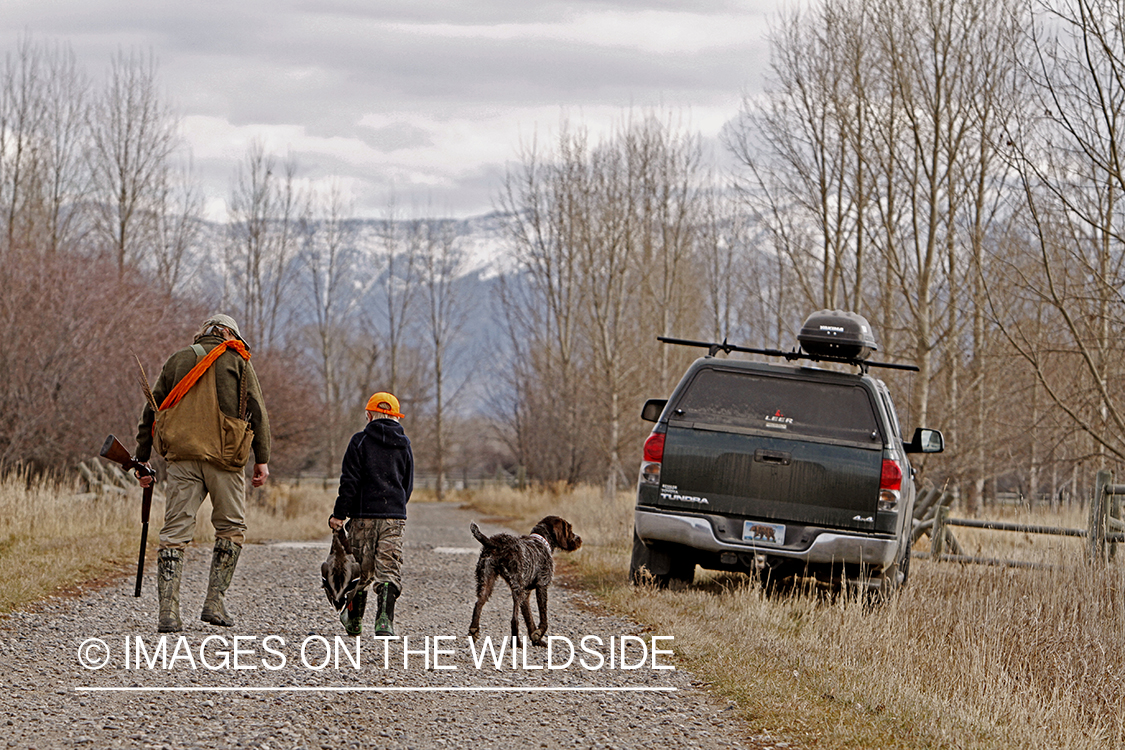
[332,418,413,520]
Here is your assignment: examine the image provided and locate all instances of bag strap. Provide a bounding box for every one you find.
[159,340,251,411]
[238,362,250,420]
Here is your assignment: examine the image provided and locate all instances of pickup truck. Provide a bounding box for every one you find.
[630,310,944,593]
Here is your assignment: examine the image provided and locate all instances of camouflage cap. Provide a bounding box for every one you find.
[202,314,247,346]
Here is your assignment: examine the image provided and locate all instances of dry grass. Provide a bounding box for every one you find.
[6,472,1121,748]
[460,485,1125,750]
[0,472,338,615]
[241,479,338,543]
[0,469,466,616]
[0,472,139,613]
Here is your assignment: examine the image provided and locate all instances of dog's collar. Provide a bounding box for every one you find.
[530,533,551,550]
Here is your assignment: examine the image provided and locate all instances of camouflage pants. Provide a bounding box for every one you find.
[347,518,405,592]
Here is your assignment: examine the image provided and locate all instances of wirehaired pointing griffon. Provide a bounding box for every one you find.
[322,527,361,616]
[467,516,582,646]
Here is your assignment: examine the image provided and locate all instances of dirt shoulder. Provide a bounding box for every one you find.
[0,502,762,749]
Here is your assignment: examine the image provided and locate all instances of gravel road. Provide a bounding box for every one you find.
[0,502,761,749]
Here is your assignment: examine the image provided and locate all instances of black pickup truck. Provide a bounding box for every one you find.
[630,310,944,593]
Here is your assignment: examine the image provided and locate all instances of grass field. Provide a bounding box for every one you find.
[462,485,1125,750]
[4,474,1122,748]
[0,472,340,614]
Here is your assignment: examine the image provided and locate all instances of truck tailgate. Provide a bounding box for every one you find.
[657,424,882,531]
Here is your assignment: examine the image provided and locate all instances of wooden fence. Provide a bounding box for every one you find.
[912,469,1124,568]
[76,458,160,500]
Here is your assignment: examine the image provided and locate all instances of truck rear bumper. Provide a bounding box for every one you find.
[634,508,899,567]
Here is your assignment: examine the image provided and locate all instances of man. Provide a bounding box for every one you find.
[329,392,413,637]
[135,314,270,633]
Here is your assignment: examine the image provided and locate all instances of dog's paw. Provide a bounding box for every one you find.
[530,628,547,646]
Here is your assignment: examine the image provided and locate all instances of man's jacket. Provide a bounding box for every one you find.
[333,418,413,520]
[135,335,271,466]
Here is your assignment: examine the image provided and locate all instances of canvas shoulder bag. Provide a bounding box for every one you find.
[152,340,254,470]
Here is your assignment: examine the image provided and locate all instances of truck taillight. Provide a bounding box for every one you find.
[879,459,902,510]
[639,433,665,485]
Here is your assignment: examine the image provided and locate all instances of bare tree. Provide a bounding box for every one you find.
[375,200,421,396]
[725,0,1034,504]
[574,132,642,496]
[0,37,92,257]
[498,116,714,490]
[151,156,203,295]
[419,219,468,500]
[0,36,47,255]
[87,49,179,274]
[303,181,359,473]
[36,40,91,256]
[496,130,591,484]
[726,0,876,316]
[992,0,1125,466]
[629,114,705,387]
[225,139,305,351]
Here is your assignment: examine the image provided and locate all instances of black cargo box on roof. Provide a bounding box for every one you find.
[798,310,878,362]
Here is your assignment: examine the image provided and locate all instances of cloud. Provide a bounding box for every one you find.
[0,0,779,216]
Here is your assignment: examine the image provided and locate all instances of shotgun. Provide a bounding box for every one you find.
[99,435,156,597]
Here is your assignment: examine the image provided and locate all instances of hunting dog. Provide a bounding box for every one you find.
[321,526,361,615]
[467,516,582,646]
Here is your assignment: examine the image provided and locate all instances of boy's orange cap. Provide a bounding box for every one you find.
[365,391,404,418]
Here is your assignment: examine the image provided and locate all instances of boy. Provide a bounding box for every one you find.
[329,392,413,636]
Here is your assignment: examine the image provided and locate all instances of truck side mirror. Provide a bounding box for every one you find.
[904,427,944,454]
[641,399,667,422]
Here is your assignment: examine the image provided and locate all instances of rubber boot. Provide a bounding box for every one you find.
[157,549,184,633]
[201,539,241,627]
[341,589,367,635]
[373,582,399,637]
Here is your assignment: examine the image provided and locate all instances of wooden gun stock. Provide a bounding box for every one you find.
[99,435,154,597]
[99,435,153,477]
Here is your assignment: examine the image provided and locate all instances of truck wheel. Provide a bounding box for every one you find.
[629,527,659,585]
[898,543,912,585]
[876,543,912,599]
[662,558,695,590]
[629,527,695,589]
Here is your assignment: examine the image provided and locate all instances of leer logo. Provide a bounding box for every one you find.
[765,410,793,425]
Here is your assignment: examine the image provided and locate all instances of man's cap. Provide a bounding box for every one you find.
[366,391,404,418]
[202,314,247,346]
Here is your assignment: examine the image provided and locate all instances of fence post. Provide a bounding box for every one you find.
[1089,469,1109,564]
[1111,482,1121,563]
[931,505,948,560]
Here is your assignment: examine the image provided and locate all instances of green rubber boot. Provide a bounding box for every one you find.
[201,539,241,627]
[341,589,367,635]
[157,549,184,633]
[373,582,399,637]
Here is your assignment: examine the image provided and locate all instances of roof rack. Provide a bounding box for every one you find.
[657,335,919,373]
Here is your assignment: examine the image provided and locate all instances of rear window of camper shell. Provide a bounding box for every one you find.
[672,368,882,443]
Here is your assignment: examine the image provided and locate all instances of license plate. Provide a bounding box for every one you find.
[743,521,785,545]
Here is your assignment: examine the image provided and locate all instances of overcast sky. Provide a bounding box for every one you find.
[0,1,779,219]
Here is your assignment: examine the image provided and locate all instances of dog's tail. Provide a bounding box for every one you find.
[470,522,491,547]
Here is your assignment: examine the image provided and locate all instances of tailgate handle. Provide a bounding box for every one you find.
[754,449,792,466]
